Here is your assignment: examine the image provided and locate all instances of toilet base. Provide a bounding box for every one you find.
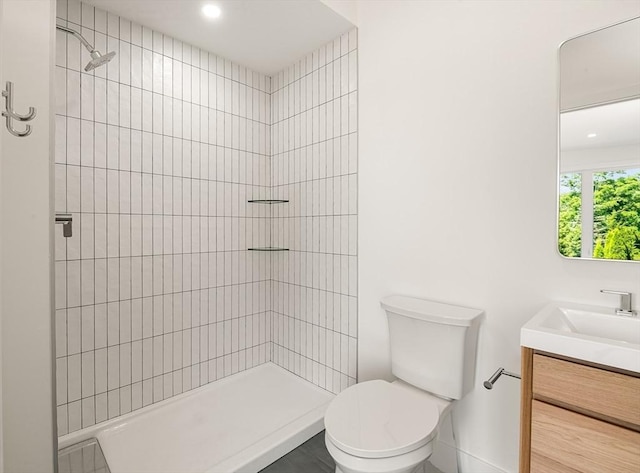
[326,434,433,473]
[336,464,427,473]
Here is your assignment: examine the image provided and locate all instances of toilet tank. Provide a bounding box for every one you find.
[381,295,483,400]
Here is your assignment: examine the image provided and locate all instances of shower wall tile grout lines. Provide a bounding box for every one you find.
[54,0,357,436]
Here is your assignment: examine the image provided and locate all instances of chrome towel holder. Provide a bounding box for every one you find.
[2,81,37,137]
[483,367,521,390]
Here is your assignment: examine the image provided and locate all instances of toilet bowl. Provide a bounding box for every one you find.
[324,379,452,473]
[323,295,483,473]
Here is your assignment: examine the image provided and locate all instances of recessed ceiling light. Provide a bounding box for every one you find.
[202,4,222,19]
[587,133,597,138]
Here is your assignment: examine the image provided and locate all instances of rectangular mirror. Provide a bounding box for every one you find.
[558,17,640,261]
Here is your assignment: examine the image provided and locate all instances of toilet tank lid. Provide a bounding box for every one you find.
[380,295,484,327]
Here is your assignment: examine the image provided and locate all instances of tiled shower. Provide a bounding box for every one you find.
[54,0,357,436]
[270,46,358,389]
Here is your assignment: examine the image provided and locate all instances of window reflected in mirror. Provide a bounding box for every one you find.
[560,167,639,260]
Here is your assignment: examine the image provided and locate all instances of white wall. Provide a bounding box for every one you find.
[1,0,57,471]
[356,1,640,472]
[0,1,3,467]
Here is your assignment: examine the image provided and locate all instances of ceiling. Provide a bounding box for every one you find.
[560,18,640,111]
[85,0,354,75]
[561,98,640,151]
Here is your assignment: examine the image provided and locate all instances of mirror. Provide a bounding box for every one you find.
[558,17,640,261]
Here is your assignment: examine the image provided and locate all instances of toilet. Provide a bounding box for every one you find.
[324,295,483,473]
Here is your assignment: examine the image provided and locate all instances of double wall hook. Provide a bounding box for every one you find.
[2,81,37,137]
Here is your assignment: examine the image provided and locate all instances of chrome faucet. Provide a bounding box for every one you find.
[600,290,636,317]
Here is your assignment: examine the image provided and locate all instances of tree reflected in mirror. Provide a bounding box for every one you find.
[559,169,640,260]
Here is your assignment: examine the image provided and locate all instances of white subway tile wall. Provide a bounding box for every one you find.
[55,0,273,435]
[55,0,357,436]
[270,31,358,392]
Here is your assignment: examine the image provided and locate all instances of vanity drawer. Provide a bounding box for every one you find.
[532,354,640,429]
[531,400,640,473]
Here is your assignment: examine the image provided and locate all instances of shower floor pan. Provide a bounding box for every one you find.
[58,363,334,473]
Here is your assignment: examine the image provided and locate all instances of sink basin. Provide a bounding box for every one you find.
[521,302,640,373]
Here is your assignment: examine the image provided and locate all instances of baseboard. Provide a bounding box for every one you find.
[428,439,511,473]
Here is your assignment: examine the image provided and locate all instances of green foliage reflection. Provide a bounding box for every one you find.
[559,169,640,260]
[593,171,640,260]
[559,173,582,257]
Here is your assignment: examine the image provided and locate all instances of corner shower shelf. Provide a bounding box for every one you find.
[247,200,289,251]
[247,199,289,204]
[248,247,289,251]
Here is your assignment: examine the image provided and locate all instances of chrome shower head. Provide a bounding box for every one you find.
[85,50,116,72]
[57,24,117,71]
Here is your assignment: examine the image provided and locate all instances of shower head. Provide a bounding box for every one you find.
[85,50,116,72]
[56,24,116,71]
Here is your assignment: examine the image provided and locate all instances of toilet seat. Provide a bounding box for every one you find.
[324,380,440,459]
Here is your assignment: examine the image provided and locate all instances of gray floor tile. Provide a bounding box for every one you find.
[260,431,335,473]
[260,431,447,473]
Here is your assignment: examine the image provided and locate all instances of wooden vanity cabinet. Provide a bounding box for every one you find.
[520,348,640,473]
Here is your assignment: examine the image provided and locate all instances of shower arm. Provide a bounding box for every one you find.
[56,24,97,54]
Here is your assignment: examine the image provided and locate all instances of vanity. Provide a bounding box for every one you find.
[519,302,640,473]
